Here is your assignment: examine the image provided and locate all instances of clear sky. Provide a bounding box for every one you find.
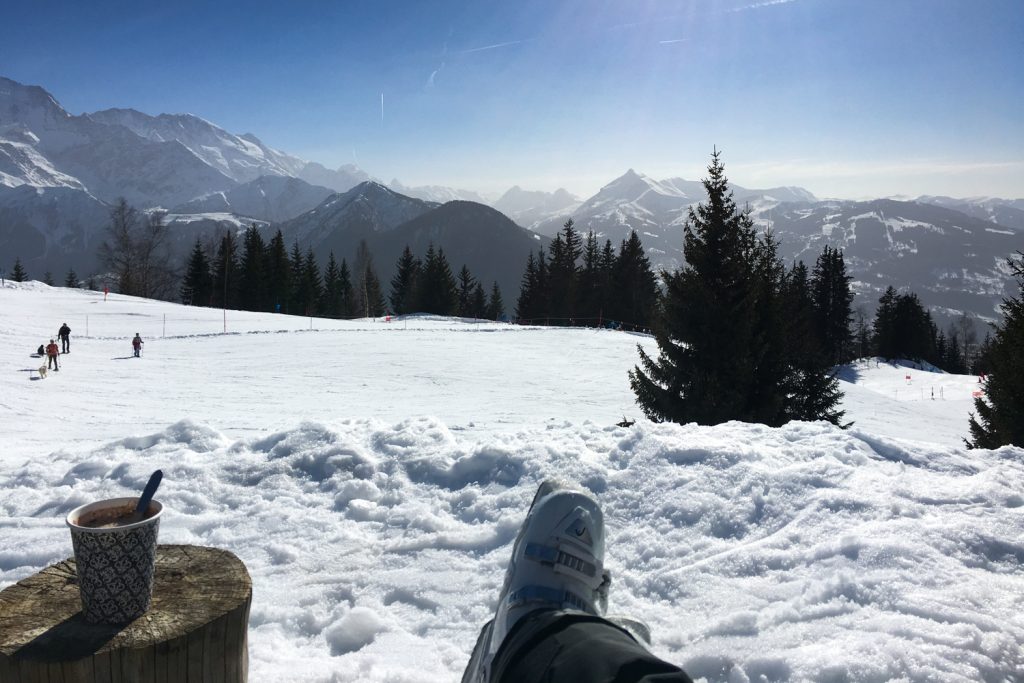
[3,0,1022,199]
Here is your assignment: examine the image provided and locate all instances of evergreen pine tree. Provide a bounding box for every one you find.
[629,150,822,426]
[548,219,583,321]
[578,231,601,323]
[338,259,355,318]
[265,230,290,313]
[288,241,304,314]
[810,246,854,365]
[43,271,54,286]
[612,231,660,331]
[968,252,1024,448]
[302,249,322,315]
[390,246,421,315]
[364,268,386,317]
[515,251,539,322]
[416,244,458,315]
[781,262,846,424]
[872,287,899,358]
[211,231,240,309]
[239,225,268,311]
[486,282,505,320]
[181,239,212,306]
[598,240,616,325]
[64,269,79,288]
[630,151,760,424]
[320,252,342,317]
[456,265,475,317]
[535,250,550,322]
[353,241,385,317]
[470,281,488,319]
[11,257,27,282]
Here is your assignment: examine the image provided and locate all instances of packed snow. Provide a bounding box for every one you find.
[1,281,1021,682]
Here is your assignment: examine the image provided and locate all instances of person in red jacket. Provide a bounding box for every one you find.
[45,339,60,370]
[132,333,144,358]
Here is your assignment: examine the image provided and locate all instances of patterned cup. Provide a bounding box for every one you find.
[66,497,163,624]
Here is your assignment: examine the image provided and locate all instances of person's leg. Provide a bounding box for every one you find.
[490,610,693,683]
[462,481,693,683]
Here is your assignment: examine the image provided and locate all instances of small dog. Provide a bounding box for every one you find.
[38,364,48,379]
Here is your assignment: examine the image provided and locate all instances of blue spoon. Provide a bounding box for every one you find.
[134,469,163,520]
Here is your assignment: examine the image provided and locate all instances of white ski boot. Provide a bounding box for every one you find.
[463,480,610,682]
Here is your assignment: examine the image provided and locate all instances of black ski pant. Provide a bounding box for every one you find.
[490,610,693,683]
[60,336,69,353]
[47,354,59,369]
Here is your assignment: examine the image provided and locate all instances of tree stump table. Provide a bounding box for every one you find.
[0,545,252,682]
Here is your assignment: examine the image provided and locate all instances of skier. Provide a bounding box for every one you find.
[462,481,694,683]
[132,333,144,358]
[57,322,71,354]
[45,339,60,371]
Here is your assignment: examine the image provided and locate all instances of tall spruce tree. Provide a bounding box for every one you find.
[390,246,422,315]
[486,282,505,320]
[968,252,1024,448]
[811,246,854,365]
[320,252,342,317]
[288,241,305,313]
[11,257,27,282]
[456,265,476,317]
[628,150,841,426]
[548,219,583,321]
[64,268,79,288]
[181,239,212,306]
[338,259,355,318]
[873,287,899,358]
[630,151,762,425]
[781,261,846,424]
[578,231,602,322]
[612,231,660,331]
[416,244,458,315]
[43,271,54,286]
[211,231,240,309]
[470,281,488,319]
[516,251,541,322]
[266,230,290,313]
[239,225,268,311]
[301,248,322,315]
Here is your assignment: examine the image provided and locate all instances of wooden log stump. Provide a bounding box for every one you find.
[0,545,252,682]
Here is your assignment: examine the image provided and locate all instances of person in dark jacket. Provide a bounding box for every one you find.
[132,333,144,358]
[45,339,60,370]
[57,323,71,353]
[463,481,693,683]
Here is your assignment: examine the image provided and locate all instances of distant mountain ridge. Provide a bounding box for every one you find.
[1,74,1021,326]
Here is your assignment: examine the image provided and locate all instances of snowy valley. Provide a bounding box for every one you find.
[1,281,1021,682]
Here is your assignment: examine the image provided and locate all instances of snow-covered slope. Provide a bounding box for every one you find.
[88,108,307,183]
[916,195,1024,233]
[752,198,1022,323]
[389,178,489,205]
[171,175,334,223]
[492,185,580,228]
[298,162,371,193]
[1,282,1021,682]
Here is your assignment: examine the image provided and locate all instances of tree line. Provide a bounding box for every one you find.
[179,225,507,320]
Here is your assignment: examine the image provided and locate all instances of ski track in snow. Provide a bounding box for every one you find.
[1,281,1022,682]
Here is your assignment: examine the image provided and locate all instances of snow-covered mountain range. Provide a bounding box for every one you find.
[1,74,1021,325]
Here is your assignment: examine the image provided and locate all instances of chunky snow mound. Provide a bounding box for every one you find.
[1,281,1022,682]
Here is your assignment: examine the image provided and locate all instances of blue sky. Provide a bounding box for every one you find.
[3,0,1022,199]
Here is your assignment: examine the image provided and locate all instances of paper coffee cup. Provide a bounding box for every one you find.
[66,497,163,624]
